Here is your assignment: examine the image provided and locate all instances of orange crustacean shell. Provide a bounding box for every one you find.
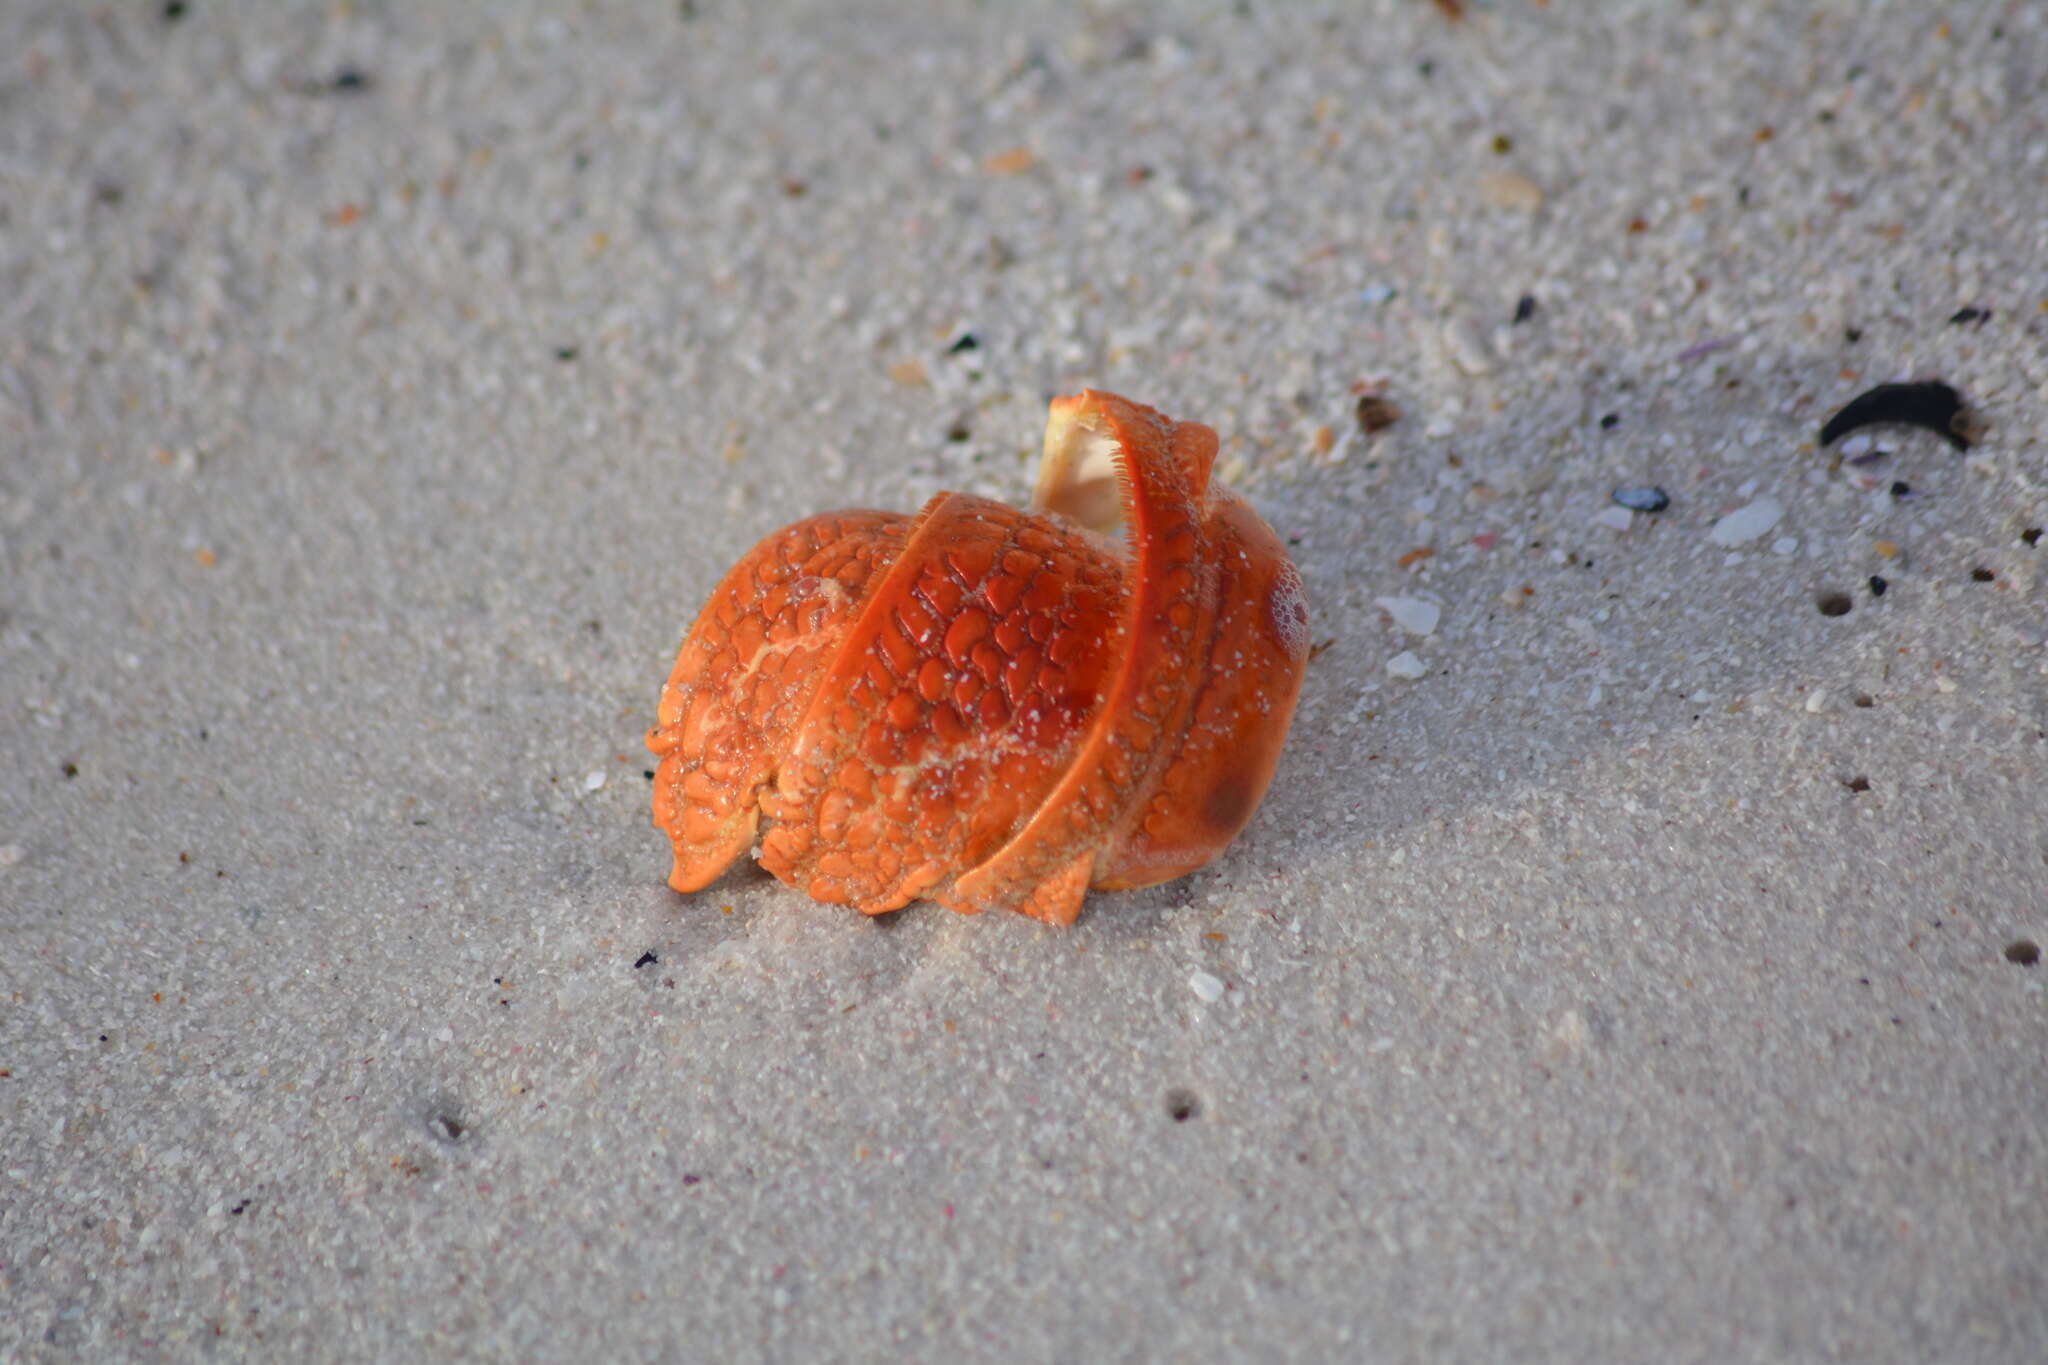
[646,390,1310,925]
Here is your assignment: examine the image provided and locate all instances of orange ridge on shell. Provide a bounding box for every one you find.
[646,390,1310,925]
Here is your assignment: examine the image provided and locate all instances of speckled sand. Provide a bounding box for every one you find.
[3,3,2045,1360]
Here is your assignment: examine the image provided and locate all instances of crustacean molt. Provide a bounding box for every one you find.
[646,390,1310,925]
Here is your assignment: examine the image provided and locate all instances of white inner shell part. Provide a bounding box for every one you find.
[1031,417,1127,537]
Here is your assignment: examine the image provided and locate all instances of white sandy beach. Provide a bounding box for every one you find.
[3,3,2044,1360]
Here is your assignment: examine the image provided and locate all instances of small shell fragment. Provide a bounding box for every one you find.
[1708,497,1784,547]
[1386,650,1427,679]
[1477,170,1544,213]
[1611,485,1670,513]
[1374,596,1441,637]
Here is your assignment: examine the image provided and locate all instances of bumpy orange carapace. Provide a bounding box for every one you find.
[647,390,1310,925]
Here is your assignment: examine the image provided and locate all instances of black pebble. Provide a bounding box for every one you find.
[633,951,658,969]
[1868,575,1888,596]
[1817,593,1853,617]
[1818,381,1972,452]
[1512,295,1537,324]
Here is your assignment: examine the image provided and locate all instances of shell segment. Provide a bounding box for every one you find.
[754,493,1127,915]
[944,391,1219,920]
[647,510,913,892]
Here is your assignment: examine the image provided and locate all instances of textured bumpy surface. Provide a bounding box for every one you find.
[648,391,1310,923]
[648,509,915,890]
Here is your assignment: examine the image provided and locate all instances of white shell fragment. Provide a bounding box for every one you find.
[1445,320,1495,376]
[1374,595,1441,637]
[1386,650,1427,679]
[1707,496,1784,547]
[1189,971,1225,1003]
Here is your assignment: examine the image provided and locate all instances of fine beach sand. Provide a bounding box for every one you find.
[3,3,2044,1360]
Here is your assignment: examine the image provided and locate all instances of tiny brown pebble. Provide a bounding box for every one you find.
[193,548,217,567]
[1853,694,1875,708]
[1312,425,1334,454]
[888,358,929,387]
[1817,592,1853,617]
[982,146,1038,176]
[2005,940,2041,966]
[1626,217,1649,234]
[1969,567,1994,582]
[1355,394,1401,433]
[1873,540,1900,559]
[1843,776,1870,793]
[1395,546,1434,569]
[2021,527,2042,547]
